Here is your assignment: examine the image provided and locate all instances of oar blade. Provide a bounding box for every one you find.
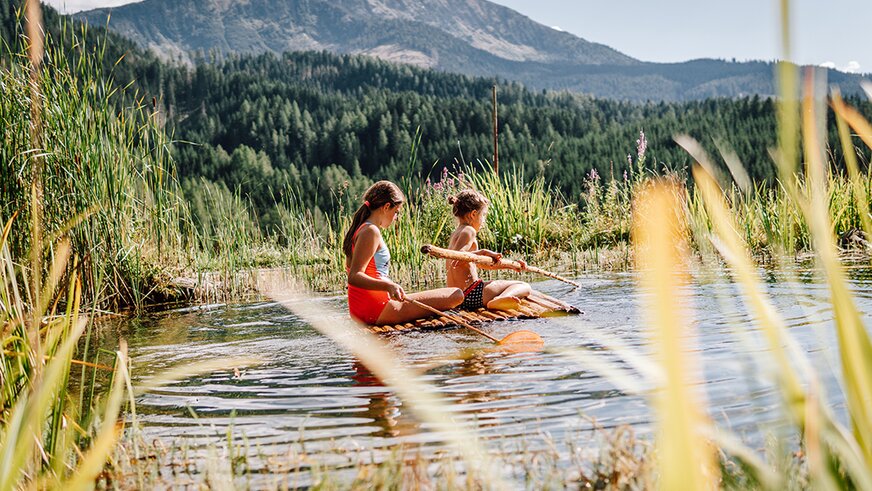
[497,330,544,351]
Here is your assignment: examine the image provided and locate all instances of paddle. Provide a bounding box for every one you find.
[404,297,544,347]
[420,244,580,288]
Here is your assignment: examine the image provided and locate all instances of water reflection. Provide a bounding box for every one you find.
[351,361,417,439]
[100,268,872,479]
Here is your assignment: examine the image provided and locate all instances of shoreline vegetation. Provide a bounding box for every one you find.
[3,0,872,488]
[5,3,872,311]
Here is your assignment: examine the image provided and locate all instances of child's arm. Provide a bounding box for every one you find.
[471,249,527,271]
[450,227,525,271]
[471,248,503,270]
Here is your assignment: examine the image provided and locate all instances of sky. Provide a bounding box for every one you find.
[489,0,870,73]
[44,0,871,73]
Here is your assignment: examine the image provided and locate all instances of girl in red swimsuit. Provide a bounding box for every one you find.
[344,181,464,325]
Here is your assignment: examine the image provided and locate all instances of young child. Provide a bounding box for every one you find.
[345,181,463,325]
[446,189,531,311]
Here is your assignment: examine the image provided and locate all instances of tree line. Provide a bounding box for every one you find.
[5,0,872,234]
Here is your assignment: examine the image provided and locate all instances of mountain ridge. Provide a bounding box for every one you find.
[74,0,868,101]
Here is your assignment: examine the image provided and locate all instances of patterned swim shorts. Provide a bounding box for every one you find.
[459,280,485,310]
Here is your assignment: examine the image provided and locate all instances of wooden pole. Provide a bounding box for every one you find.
[421,244,581,288]
[405,298,500,343]
[492,85,499,175]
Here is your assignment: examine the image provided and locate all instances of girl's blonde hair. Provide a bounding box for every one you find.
[343,181,406,259]
[448,189,489,218]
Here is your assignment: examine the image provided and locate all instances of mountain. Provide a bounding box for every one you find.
[75,0,867,101]
[73,0,636,66]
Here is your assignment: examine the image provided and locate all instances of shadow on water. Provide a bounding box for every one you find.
[96,267,872,480]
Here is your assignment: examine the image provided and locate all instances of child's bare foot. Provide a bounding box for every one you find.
[487,296,521,311]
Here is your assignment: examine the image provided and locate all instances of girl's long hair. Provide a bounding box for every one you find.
[343,181,406,259]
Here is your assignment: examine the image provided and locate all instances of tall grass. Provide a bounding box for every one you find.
[1,11,188,311]
[0,238,129,488]
[660,7,872,484]
[632,181,718,489]
[0,5,257,488]
[0,1,131,480]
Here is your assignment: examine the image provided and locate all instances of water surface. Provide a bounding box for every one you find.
[109,269,869,484]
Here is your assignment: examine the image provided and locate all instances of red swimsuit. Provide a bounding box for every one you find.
[347,224,391,324]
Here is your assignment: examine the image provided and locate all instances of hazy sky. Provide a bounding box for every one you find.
[44,0,870,73]
[489,0,870,73]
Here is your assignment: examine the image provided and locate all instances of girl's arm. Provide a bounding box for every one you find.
[448,226,481,272]
[449,227,526,272]
[347,225,405,299]
[472,249,527,271]
[471,248,503,270]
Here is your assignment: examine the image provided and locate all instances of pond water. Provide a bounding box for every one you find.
[107,269,872,486]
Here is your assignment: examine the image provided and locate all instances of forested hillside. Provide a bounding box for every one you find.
[5,0,872,234]
[161,52,872,222]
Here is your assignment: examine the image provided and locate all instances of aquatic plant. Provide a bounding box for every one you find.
[0,6,189,310]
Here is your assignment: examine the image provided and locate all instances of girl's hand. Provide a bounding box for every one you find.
[386,282,406,301]
[477,249,502,263]
[516,259,527,271]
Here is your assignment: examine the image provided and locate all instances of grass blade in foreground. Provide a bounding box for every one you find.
[632,181,717,490]
[801,75,872,468]
[692,163,872,488]
[260,276,505,488]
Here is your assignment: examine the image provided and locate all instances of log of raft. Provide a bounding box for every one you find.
[366,290,581,334]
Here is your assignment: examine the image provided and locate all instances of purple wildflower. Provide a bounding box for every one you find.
[636,130,647,160]
[627,154,633,166]
[589,168,600,181]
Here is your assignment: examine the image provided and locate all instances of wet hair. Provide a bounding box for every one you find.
[448,189,489,218]
[343,180,406,259]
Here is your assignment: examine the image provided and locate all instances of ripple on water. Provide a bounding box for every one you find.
[112,271,872,477]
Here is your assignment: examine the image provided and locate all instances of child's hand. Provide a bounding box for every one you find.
[477,250,502,263]
[387,282,406,301]
[516,259,527,271]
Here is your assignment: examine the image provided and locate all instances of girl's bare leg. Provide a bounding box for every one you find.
[376,287,464,325]
[482,280,532,311]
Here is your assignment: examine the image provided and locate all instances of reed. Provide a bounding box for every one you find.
[632,180,718,489]
[1,10,189,311]
[0,191,131,488]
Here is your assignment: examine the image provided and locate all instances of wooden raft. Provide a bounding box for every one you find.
[367,290,580,334]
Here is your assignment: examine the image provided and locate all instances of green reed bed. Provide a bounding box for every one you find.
[1,21,189,311]
[682,164,872,259]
